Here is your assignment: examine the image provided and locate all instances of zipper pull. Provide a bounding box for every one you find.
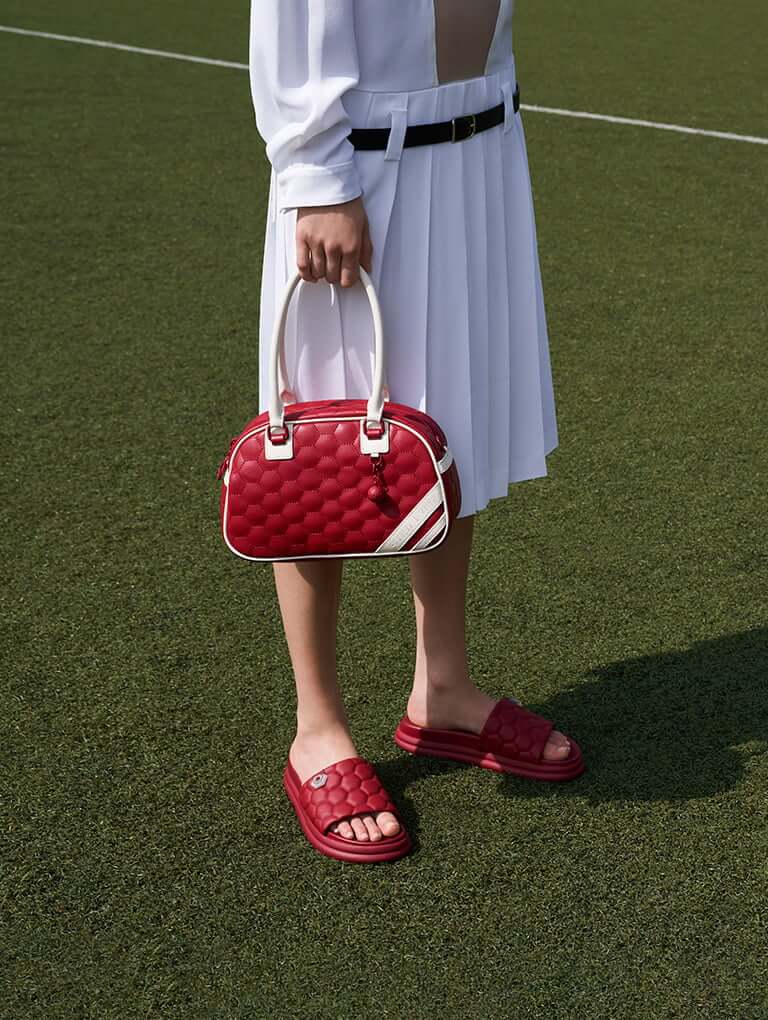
[367,453,388,503]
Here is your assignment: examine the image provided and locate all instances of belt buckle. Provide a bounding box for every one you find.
[450,112,476,143]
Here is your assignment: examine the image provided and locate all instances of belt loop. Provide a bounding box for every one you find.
[500,80,516,133]
[384,103,409,161]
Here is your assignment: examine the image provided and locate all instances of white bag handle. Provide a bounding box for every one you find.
[268,267,387,434]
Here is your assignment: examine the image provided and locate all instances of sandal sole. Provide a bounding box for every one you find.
[393,718,586,781]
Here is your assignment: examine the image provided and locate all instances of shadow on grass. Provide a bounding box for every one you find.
[374,626,768,814]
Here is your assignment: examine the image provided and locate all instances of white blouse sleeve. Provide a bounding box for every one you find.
[248,0,363,212]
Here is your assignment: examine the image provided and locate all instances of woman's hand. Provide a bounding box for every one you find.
[295,196,373,288]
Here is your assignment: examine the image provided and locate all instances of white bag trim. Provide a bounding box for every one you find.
[411,513,448,551]
[373,480,443,553]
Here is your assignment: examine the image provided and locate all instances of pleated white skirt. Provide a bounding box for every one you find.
[257,59,558,518]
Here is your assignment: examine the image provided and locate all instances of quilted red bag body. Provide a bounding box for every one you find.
[217,268,461,562]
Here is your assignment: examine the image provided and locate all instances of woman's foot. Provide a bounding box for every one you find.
[405,682,572,760]
[289,727,402,842]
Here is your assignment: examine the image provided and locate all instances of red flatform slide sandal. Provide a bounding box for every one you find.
[393,697,586,781]
[283,755,413,863]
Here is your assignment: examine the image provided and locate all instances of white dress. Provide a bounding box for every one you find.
[248,0,558,519]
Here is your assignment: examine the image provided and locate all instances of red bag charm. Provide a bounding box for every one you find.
[217,268,461,561]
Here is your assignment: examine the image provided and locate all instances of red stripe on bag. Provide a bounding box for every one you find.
[403,504,445,550]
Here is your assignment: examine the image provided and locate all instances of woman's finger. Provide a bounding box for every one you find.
[309,245,326,280]
[296,239,314,283]
[339,250,360,288]
[324,245,342,285]
[360,218,374,273]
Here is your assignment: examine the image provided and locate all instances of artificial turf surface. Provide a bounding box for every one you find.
[2,2,767,1017]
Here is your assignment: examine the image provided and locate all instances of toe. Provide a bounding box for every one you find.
[350,817,369,841]
[376,811,401,836]
[333,819,356,840]
[543,729,572,761]
[362,815,382,841]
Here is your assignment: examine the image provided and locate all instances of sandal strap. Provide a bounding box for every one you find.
[299,756,399,835]
[480,698,555,763]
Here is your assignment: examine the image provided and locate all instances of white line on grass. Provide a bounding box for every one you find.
[2,23,767,147]
[0,24,247,69]
[521,103,768,146]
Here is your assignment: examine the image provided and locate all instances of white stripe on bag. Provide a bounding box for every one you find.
[411,513,447,551]
[437,448,453,472]
[375,481,443,553]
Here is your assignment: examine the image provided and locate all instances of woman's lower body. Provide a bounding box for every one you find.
[258,59,558,518]
[257,61,570,846]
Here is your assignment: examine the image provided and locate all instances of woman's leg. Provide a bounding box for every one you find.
[406,514,571,758]
[273,559,400,841]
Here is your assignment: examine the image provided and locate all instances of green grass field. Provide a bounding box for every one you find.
[2,3,767,1017]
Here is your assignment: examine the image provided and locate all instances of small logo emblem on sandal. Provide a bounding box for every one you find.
[310,773,327,789]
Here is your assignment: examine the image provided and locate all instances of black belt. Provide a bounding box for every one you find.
[348,82,520,150]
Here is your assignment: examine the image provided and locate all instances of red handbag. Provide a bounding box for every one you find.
[216,267,461,562]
